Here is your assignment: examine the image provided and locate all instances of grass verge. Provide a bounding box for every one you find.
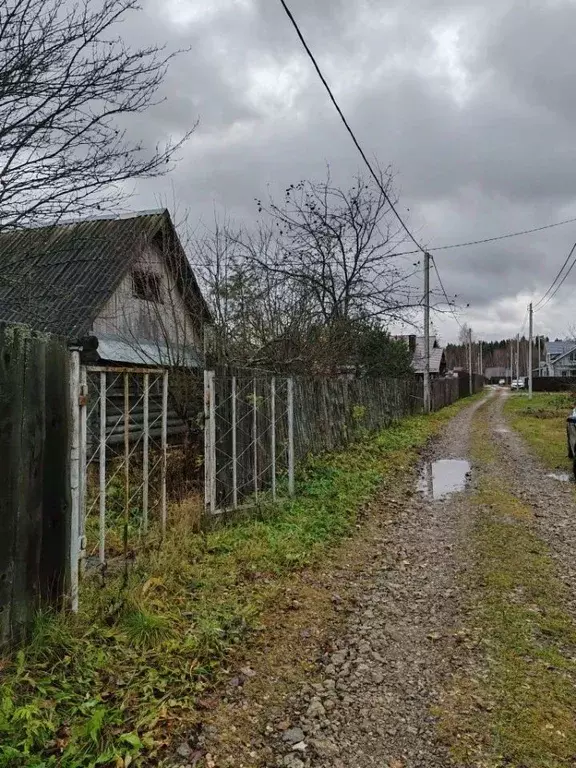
[0,396,480,768]
[504,392,574,471]
[437,402,576,767]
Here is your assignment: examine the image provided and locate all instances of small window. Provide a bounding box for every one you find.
[132,270,162,303]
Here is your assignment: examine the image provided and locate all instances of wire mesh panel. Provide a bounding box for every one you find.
[205,371,293,513]
[205,370,424,514]
[80,366,169,570]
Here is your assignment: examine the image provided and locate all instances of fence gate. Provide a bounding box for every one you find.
[70,365,170,610]
[204,371,295,514]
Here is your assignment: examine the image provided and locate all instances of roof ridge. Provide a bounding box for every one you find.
[3,209,167,232]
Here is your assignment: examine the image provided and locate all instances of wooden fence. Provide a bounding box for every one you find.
[0,324,70,647]
[205,371,483,513]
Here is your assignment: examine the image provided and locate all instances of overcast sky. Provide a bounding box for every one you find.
[122,0,576,343]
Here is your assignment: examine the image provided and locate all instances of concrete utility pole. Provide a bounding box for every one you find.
[537,333,541,377]
[423,252,431,414]
[516,333,520,382]
[468,328,473,395]
[528,302,533,399]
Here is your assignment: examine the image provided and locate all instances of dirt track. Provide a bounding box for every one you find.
[198,389,576,768]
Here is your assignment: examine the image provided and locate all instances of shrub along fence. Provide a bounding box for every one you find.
[204,370,484,513]
[0,324,70,648]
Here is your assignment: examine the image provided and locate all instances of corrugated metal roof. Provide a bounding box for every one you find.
[97,334,201,368]
[0,210,210,338]
[547,340,576,357]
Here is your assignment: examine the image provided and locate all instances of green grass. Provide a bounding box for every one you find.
[438,404,576,767]
[504,392,575,471]
[0,396,479,768]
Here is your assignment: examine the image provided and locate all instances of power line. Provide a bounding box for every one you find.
[392,215,576,257]
[534,241,576,313]
[430,255,464,330]
[277,0,426,254]
[533,241,576,312]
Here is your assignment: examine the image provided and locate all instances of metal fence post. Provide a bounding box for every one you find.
[204,370,217,514]
[78,365,87,573]
[161,370,168,534]
[287,377,295,496]
[142,372,149,534]
[69,349,81,612]
[253,377,258,498]
[123,373,130,579]
[232,375,238,509]
[99,371,106,565]
[271,376,276,501]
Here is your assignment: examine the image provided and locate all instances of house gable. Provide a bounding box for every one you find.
[92,238,202,354]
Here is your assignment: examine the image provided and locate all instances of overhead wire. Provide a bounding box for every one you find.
[430,255,464,330]
[277,0,426,254]
[391,216,576,256]
[533,241,576,313]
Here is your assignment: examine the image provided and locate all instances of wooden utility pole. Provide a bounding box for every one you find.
[479,341,483,379]
[423,252,431,414]
[468,328,473,395]
[509,341,513,384]
[528,303,533,399]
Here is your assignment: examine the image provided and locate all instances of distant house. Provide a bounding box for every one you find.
[485,366,511,383]
[545,340,576,377]
[396,334,447,377]
[0,209,211,368]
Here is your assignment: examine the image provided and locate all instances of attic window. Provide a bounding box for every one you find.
[132,270,162,303]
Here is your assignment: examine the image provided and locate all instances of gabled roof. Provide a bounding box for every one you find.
[547,342,576,366]
[0,210,210,338]
[546,340,576,358]
[412,336,445,374]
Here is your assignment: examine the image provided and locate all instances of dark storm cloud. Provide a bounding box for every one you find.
[120,0,576,341]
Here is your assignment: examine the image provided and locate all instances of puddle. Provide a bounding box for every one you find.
[418,459,471,500]
[546,472,572,482]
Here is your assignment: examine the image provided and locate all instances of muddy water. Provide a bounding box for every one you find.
[417,459,471,500]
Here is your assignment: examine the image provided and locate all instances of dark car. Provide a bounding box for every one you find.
[567,411,576,478]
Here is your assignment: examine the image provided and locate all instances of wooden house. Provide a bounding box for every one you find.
[0,210,211,446]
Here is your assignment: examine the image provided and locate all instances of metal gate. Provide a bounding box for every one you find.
[69,361,170,610]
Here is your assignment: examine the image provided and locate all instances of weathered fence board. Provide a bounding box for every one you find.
[0,325,70,648]
[206,371,484,514]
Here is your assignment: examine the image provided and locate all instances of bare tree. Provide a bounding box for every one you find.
[0,0,196,232]
[253,167,422,325]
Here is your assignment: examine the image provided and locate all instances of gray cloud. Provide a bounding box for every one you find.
[118,0,576,341]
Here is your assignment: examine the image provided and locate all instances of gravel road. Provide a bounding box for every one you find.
[266,395,489,768]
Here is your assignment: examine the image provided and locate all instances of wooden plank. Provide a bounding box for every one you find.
[10,330,46,643]
[39,336,70,604]
[0,326,21,647]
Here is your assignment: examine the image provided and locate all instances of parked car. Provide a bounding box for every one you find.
[511,378,526,390]
[567,410,576,479]
[498,378,506,386]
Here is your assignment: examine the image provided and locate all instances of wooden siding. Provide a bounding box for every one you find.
[92,241,201,354]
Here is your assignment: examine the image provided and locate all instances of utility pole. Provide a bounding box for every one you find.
[516,333,520,383]
[479,341,483,379]
[528,302,533,399]
[537,334,540,377]
[423,252,431,414]
[468,328,473,395]
[509,341,513,385]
